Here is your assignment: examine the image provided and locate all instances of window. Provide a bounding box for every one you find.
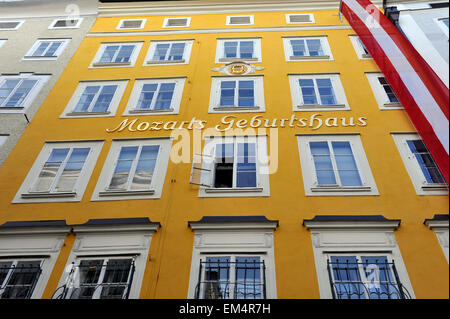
[392,133,448,195]
[349,35,371,59]
[0,21,24,30]
[61,257,135,299]
[226,15,254,26]
[283,37,332,61]
[304,216,415,299]
[23,39,70,60]
[0,259,43,299]
[0,74,49,113]
[285,13,315,24]
[191,135,270,197]
[289,74,349,111]
[91,138,172,201]
[145,40,193,65]
[436,17,449,37]
[49,18,83,29]
[188,216,278,299]
[124,77,185,115]
[91,42,143,67]
[297,134,379,196]
[424,215,449,263]
[209,76,265,113]
[117,19,146,30]
[13,140,104,203]
[163,17,191,28]
[61,80,127,118]
[366,73,402,110]
[216,38,261,63]
[54,218,159,299]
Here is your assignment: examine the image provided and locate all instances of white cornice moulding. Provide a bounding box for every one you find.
[73,224,160,234]
[303,220,401,231]
[189,221,279,231]
[0,226,71,236]
[425,220,449,230]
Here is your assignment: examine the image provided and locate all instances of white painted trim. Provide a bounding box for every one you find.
[0,20,25,31]
[144,39,194,66]
[304,220,401,231]
[13,140,104,203]
[215,37,262,64]
[91,138,172,201]
[116,18,147,30]
[285,13,315,24]
[0,39,6,49]
[424,221,449,263]
[391,133,448,196]
[349,35,372,60]
[365,72,403,110]
[90,42,143,69]
[282,36,333,62]
[60,80,128,118]
[163,17,192,28]
[48,18,83,29]
[22,38,71,61]
[296,134,379,196]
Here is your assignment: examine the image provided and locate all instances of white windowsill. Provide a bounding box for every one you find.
[92,61,132,67]
[204,187,263,193]
[289,55,330,60]
[21,192,77,199]
[99,189,156,197]
[0,106,25,110]
[212,106,260,111]
[422,184,448,191]
[383,102,402,108]
[128,108,174,114]
[296,104,346,109]
[218,57,259,63]
[146,59,185,64]
[311,186,372,192]
[66,111,111,116]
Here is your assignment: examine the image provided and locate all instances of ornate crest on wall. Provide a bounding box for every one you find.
[212,61,264,75]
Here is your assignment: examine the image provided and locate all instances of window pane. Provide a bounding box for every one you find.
[407,140,446,184]
[74,86,100,112]
[114,45,134,63]
[154,83,175,110]
[130,145,159,190]
[306,39,324,56]
[236,143,257,187]
[332,142,362,186]
[361,256,399,299]
[235,257,262,299]
[224,42,238,58]
[330,256,365,299]
[54,148,90,193]
[299,79,317,104]
[316,79,337,105]
[290,39,306,56]
[4,80,37,107]
[168,43,185,60]
[99,45,119,63]
[310,142,337,185]
[91,85,117,113]
[31,42,50,56]
[31,148,70,192]
[76,259,104,299]
[100,259,133,299]
[44,41,63,57]
[0,80,20,106]
[238,81,254,107]
[153,43,170,61]
[220,81,236,106]
[204,257,230,299]
[1,261,41,299]
[378,77,399,103]
[136,83,157,110]
[109,146,138,190]
[239,41,254,58]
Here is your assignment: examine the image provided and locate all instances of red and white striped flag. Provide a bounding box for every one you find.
[340,0,449,183]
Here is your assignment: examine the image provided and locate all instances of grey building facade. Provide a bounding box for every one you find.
[0,0,98,167]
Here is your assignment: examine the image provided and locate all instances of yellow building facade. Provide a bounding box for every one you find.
[0,0,448,300]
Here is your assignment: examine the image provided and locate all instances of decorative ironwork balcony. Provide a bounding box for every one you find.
[53,258,135,299]
[0,261,42,299]
[327,257,412,299]
[194,258,266,299]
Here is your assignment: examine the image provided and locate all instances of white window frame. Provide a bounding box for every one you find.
[13,140,104,203]
[49,18,83,29]
[197,135,270,198]
[285,13,315,24]
[289,74,349,111]
[60,80,128,118]
[304,220,415,299]
[226,15,254,26]
[391,133,448,195]
[0,227,69,299]
[116,18,146,30]
[283,36,333,61]
[0,73,50,114]
[215,38,262,63]
[297,134,379,196]
[0,20,25,31]
[435,17,449,38]
[23,38,70,61]
[349,35,372,60]
[123,77,186,116]
[366,72,402,110]
[425,218,449,263]
[0,135,7,149]
[0,40,6,49]
[91,138,172,201]
[187,222,277,299]
[209,76,265,113]
[144,40,193,66]
[56,223,158,299]
[90,42,143,68]
[163,17,191,28]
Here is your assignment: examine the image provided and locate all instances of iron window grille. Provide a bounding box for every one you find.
[0,260,42,299]
[194,257,266,299]
[54,258,135,299]
[327,257,412,299]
